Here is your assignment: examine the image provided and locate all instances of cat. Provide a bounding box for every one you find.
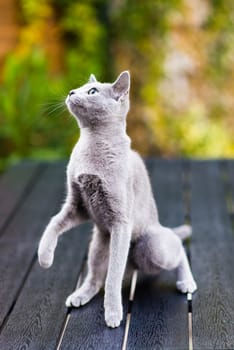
[38,71,197,328]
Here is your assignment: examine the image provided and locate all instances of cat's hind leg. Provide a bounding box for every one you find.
[176,247,197,293]
[131,225,197,293]
[66,226,109,307]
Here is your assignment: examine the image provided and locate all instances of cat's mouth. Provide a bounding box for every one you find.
[66,94,82,106]
[66,96,86,116]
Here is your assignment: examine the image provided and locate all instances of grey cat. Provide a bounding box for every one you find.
[38,71,197,328]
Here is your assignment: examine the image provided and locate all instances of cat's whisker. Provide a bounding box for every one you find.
[41,105,60,115]
[47,106,67,117]
[40,101,65,110]
[40,98,66,116]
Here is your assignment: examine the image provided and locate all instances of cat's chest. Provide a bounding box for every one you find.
[68,138,128,182]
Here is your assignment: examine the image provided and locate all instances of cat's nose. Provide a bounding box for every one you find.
[69,90,75,96]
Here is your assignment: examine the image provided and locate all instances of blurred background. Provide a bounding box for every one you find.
[0,0,234,171]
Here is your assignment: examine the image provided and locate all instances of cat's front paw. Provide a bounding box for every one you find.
[38,249,54,269]
[176,278,197,294]
[38,235,57,269]
[65,288,96,307]
[105,306,123,328]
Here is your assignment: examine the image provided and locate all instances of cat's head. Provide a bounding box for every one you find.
[65,71,130,128]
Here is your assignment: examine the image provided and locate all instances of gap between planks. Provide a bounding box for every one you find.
[0,253,38,334]
[121,270,138,350]
[56,258,87,350]
[187,293,193,350]
[183,161,194,350]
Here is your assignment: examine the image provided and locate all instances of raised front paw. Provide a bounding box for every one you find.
[105,306,123,328]
[176,278,197,294]
[38,235,57,269]
[38,248,54,269]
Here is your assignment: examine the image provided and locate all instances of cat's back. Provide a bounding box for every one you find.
[129,150,159,233]
[128,150,153,197]
[128,150,150,185]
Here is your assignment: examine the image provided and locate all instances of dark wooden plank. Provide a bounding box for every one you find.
[0,162,40,237]
[0,162,66,328]
[227,160,234,218]
[190,161,234,349]
[0,223,92,350]
[127,159,188,350]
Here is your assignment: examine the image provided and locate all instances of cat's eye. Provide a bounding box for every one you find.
[88,87,98,95]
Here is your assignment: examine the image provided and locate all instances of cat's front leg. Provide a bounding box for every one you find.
[66,226,109,307]
[38,203,81,268]
[104,223,131,328]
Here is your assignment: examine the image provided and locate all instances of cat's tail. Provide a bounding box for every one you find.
[173,224,192,241]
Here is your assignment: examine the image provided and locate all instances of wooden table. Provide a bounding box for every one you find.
[0,159,233,350]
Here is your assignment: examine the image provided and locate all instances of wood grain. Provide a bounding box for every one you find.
[0,161,40,237]
[0,162,66,328]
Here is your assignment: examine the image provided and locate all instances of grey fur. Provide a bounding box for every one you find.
[38,71,197,328]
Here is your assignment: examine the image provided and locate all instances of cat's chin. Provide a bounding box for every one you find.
[65,100,73,114]
[66,99,78,116]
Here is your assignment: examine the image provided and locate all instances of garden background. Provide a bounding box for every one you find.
[0,0,234,170]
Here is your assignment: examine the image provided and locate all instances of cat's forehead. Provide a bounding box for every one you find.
[78,81,111,92]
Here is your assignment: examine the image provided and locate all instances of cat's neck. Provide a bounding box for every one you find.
[79,122,130,146]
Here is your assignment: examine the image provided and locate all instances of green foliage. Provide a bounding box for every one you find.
[0,48,78,170]
[151,103,234,157]
[62,1,107,83]
[205,0,234,82]
[1,0,234,171]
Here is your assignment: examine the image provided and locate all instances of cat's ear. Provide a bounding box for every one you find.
[112,71,130,100]
[88,74,97,83]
